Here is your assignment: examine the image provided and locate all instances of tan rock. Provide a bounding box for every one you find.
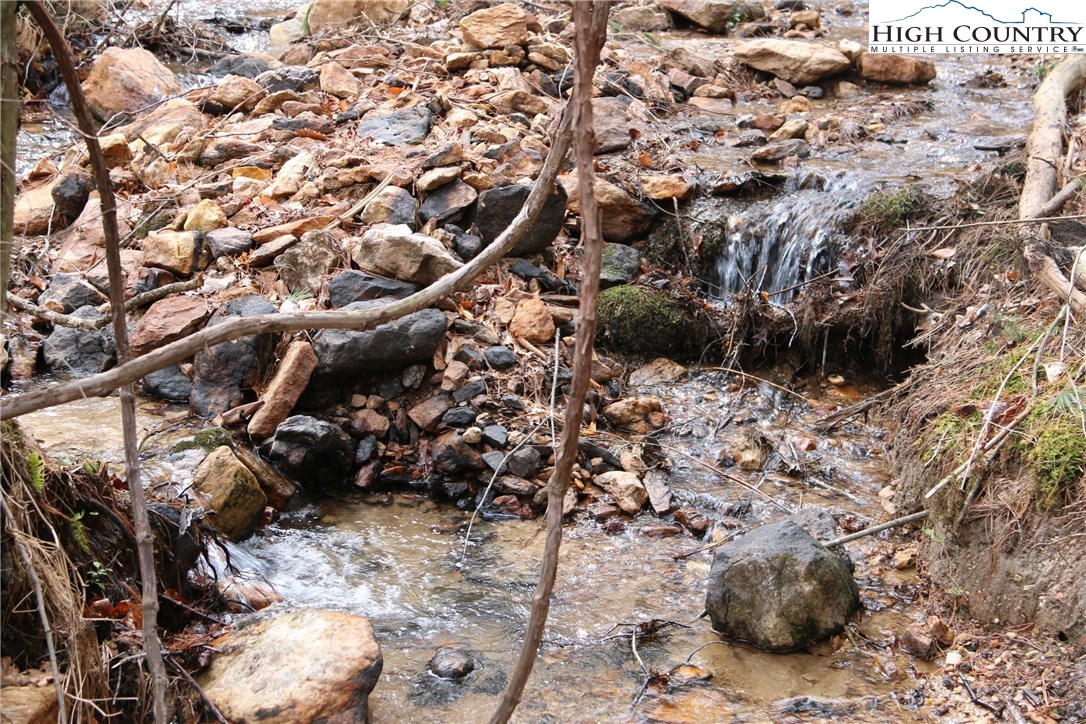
[232,444,297,510]
[594,471,648,515]
[408,394,452,432]
[319,62,365,98]
[686,97,734,114]
[252,216,335,244]
[130,295,209,357]
[192,447,267,541]
[12,181,57,236]
[247,341,319,441]
[184,199,228,234]
[99,133,134,166]
[198,608,383,722]
[460,3,529,49]
[350,224,463,285]
[142,230,205,277]
[0,682,59,724]
[790,9,821,28]
[858,53,937,85]
[326,44,391,69]
[733,39,850,85]
[308,0,411,30]
[352,408,391,437]
[508,297,555,343]
[560,175,654,243]
[769,118,808,141]
[117,98,206,146]
[603,396,667,433]
[490,89,548,116]
[55,195,134,272]
[640,175,693,201]
[416,166,460,192]
[266,152,313,199]
[81,47,181,121]
[731,431,766,470]
[660,0,763,32]
[209,74,265,111]
[216,576,283,612]
[629,357,687,386]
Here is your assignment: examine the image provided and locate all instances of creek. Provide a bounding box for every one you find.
[11,0,1044,720]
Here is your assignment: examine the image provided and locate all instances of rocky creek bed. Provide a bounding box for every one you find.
[3,0,1085,722]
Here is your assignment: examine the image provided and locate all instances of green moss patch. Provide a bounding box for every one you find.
[597,285,703,357]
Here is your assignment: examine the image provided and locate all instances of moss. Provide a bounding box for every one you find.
[1019,411,1086,509]
[597,285,701,357]
[169,428,232,454]
[131,210,174,241]
[858,186,925,226]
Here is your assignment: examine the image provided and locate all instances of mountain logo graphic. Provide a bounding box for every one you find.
[884,0,1073,25]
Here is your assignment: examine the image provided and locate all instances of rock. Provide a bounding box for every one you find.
[659,0,764,32]
[308,0,411,30]
[38,272,106,313]
[192,446,267,541]
[142,364,193,401]
[209,74,265,112]
[359,186,419,229]
[597,285,701,357]
[190,296,277,418]
[205,227,254,258]
[900,623,937,659]
[312,301,446,377]
[420,179,477,223]
[117,98,206,147]
[130,295,209,357]
[255,66,319,93]
[474,183,567,256]
[269,14,306,51]
[416,166,460,192]
[705,520,860,652]
[481,424,508,448]
[43,306,115,374]
[357,107,432,145]
[731,430,766,470]
[217,576,283,612]
[142,230,205,277]
[507,446,541,478]
[328,270,418,307]
[81,47,181,121]
[462,426,483,444]
[613,4,673,31]
[0,683,59,723]
[601,243,641,286]
[352,408,390,438]
[433,431,487,476]
[483,345,518,370]
[603,396,667,434]
[319,62,365,98]
[508,297,555,343]
[266,152,312,199]
[451,226,483,260]
[768,118,808,141]
[594,96,640,154]
[629,357,687,386]
[595,471,648,515]
[408,394,452,432]
[51,172,94,227]
[350,224,462,285]
[750,139,809,163]
[429,649,475,679]
[733,39,850,85]
[452,379,487,403]
[198,608,382,722]
[641,175,693,201]
[442,407,477,428]
[262,415,355,487]
[232,444,298,510]
[560,175,654,243]
[12,182,58,236]
[211,54,278,78]
[791,8,820,27]
[184,199,228,234]
[460,3,529,49]
[274,232,338,295]
[249,235,300,267]
[247,341,319,440]
[858,53,937,85]
[643,469,674,515]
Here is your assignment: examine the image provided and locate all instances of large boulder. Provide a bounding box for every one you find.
[117,99,206,147]
[660,0,764,32]
[192,446,267,541]
[705,520,860,652]
[261,416,355,487]
[198,607,383,722]
[733,39,850,85]
[38,272,106,313]
[350,224,462,285]
[473,183,567,256]
[560,175,654,243]
[190,296,277,418]
[327,270,418,307]
[597,285,702,357]
[858,53,937,85]
[311,301,447,377]
[81,47,182,121]
[307,0,411,31]
[43,306,115,374]
[129,295,209,357]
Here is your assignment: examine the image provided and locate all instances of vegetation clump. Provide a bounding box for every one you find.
[597,285,703,357]
[858,186,925,226]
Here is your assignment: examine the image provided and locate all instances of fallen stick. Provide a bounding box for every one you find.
[824,510,928,548]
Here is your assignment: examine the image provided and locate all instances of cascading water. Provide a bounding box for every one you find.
[711,173,865,302]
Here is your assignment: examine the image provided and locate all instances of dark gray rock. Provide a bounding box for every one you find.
[508,259,570,293]
[210,54,276,78]
[750,140,810,163]
[433,431,486,476]
[262,415,355,488]
[441,407,477,428]
[482,450,508,474]
[376,377,405,400]
[507,447,541,478]
[452,379,486,403]
[205,227,254,258]
[481,424,508,448]
[356,435,378,465]
[500,394,524,410]
[43,305,115,374]
[327,270,419,308]
[420,179,477,224]
[190,295,277,418]
[122,267,175,299]
[254,65,318,93]
[51,172,94,228]
[401,363,427,389]
[600,243,641,287]
[359,186,418,229]
[312,301,446,378]
[142,364,192,401]
[446,224,482,261]
[474,183,567,256]
[453,345,485,370]
[483,345,517,370]
[429,649,475,679]
[356,107,432,146]
[39,272,106,313]
[705,520,860,652]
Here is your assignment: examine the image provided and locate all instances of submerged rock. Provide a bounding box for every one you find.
[429,648,475,679]
[705,520,860,652]
[192,446,267,541]
[198,607,383,722]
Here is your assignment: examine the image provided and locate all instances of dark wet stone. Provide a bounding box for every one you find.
[600,243,641,287]
[205,227,254,258]
[211,54,275,78]
[190,295,277,418]
[261,415,354,488]
[452,379,486,403]
[500,394,524,410]
[376,377,405,400]
[142,364,192,402]
[312,301,447,378]
[254,65,318,93]
[453,345,485,370]
[481,451,508,474]
[51,171,94,227]
[356,435,378,465]
[420,179,477,223]
[327,270,419,308]
[473,183,567,256]
[441,407,477,428]
[43,305,115,374]
[402,363,427,389]
[446,224,482,261]
[39,272,106,313]
[356,107,432,146]
[507,259,570,293]
[429,649,475,679]
[507,447,541,478]
[481,424,508,448]
[483,345,517,370]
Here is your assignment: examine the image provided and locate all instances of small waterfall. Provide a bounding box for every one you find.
[711,173,863,302]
